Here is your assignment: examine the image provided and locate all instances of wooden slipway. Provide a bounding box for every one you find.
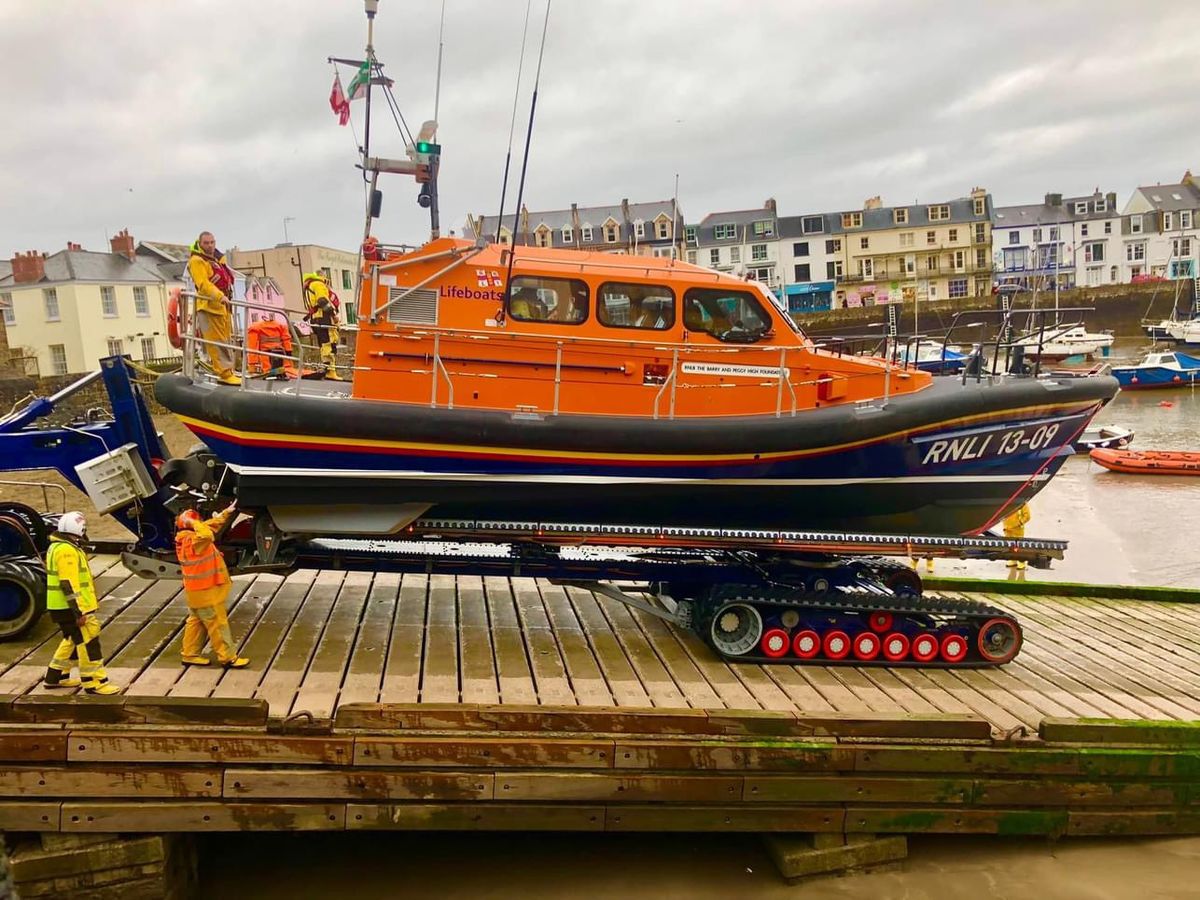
[1,556,1199,838]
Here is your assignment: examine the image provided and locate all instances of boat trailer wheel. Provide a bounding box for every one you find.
[709,603,764,658]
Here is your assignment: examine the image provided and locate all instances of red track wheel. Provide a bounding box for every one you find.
[792,630,821,659]
[977,617,1023,664]
[852,631,881,661]
[911,633,939,662]
[760,628,791,658]
[940,632,969,663]
[882,632,910,662]
[868,611,893,633]
[823,630,851,660]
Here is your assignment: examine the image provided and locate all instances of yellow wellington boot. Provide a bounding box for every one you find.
[181,655,212,667]
[44,676,82,689]
[218,373,243,386]
[84,681,121,696]
[221,656,251,669]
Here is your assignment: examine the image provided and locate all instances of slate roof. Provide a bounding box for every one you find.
[137,240,191,262]
[469,199,681,247]
[776,213,839,239]
[0,250,178,289]
[834,195,991,233]
[994,191,1118,228]
[1133,179,1200,212]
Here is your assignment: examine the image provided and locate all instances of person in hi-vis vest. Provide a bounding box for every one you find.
[175,506,250,668]
[43,512,120,695]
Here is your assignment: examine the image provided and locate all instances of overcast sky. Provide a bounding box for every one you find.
[2,1,1198,257]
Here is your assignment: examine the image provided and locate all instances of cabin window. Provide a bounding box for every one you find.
[598,282,675,330]
[508,276,588,325]
[682,287,772,343]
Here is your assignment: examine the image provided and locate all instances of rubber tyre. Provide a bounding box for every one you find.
[0,502,51,555]
[852,631,881,661]
[822,630,851,660]
[0,559,47,642]
[940,632,969,663]
[792,629,821,659]
[882,632,910,662]
[911,633,939,662]
[760,628,791,658]
[977,617,1023,665]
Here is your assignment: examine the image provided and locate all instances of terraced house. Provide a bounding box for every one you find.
[687,201,781,292]
[992,190,1121,290]
[466,198,684,258]
[834,188,993,308]
[1122,171,1200,281]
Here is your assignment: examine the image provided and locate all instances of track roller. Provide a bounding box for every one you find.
[852,631,881,661]
[881,632,910,662]
[823,630,851,660]
[911,632,939,662]
[868,611,893,633]
[939,632,969,663]
[792,630,820,659]
[760,627,790,658]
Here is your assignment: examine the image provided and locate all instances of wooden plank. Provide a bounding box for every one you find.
[614,739,853,772]
[775,666,870,714]
[67,732,352,765]
[93,580,188,691]
[564,586,651,707]
[0,765,221,797]
[7,834,165,881]
[337,573,401,707]
[625,606,727,710]
[252,571,341,717]
[510,577,575,705]
[1067,810,1200,836]
[0,801,60,830]
[845,806,1069,836]
[354,735,612,768]
[853,745,1082,776]
[419,574,460,703]
[495,772,742,803]
[6,695,267,727]
[347,803,604,831]
[209,573,311,701]
[224,768,492,801]
[482,577,537,705]
[605,805,844,833]
[746,775,972,804]
[972,778,1190,807]
[1040,717,1200,745]
[652,611,761,710]
[60,801,344,831]
[456,576,500,705]
[378,573,428,704]
[332,702,715,734]
[290,572,373,719]
[537,583,614,706]
[0,728,67,761]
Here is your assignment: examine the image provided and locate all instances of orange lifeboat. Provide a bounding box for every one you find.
[1089,448,1200,476]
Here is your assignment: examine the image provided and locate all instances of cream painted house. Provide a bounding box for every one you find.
[228,244,361,319]
[1,231,180,376]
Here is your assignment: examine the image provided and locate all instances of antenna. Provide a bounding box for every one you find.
[433,0,447,123]
[501,0,552,304]
[670,172,680,266]
[494,0,535,245]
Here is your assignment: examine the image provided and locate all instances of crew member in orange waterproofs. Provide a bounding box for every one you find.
[246,317,297,377]
[176,507,250,668]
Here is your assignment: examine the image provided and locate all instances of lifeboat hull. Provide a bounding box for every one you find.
[156,373,1116,535]
[1089,448,1200,476]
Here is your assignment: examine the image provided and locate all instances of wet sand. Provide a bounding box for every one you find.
[202,831,1200,898]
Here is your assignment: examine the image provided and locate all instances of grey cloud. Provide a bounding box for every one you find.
[2,0,1197,258]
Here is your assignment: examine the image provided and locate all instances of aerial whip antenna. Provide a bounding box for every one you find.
[493,0,534,244]
[501,0,552,304]
[433,0,447,122]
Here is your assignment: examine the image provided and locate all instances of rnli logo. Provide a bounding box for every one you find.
[476,269,503,288]
[917,423,1062,466]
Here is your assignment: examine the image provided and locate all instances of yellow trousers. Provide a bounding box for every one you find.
[46,611,110,688]
[182,602,236,662]
[196,307,236,379]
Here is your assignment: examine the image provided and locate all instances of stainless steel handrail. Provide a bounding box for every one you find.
[0,480,68,514]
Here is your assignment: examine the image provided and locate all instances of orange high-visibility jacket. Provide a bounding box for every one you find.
[175,519,231,598]
[247,319,295,374]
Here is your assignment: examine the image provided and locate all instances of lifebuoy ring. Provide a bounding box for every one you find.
[167,288,187,349]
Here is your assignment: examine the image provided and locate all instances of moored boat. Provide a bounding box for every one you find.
[894,340,969,374]
[1111,350,1200,389]
[1089,448,1200,476]
[1015,323,1114,362]
[1072,425,1134,454]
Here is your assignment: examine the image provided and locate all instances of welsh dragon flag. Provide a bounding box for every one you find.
[347,61,372,100]
[329,71,350,126]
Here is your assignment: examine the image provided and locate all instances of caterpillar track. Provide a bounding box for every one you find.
[673,582,1021,667]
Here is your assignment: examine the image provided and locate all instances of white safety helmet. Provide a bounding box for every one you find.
[58,511,87,537]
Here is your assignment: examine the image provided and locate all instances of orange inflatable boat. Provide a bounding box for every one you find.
[1089,448,1200,475]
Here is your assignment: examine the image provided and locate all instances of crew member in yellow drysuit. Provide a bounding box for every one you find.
[188,231,241,385]
[302,272,343,380]
[42,512,120,695]
[1002,504,1032,570]
[176,506,250,668]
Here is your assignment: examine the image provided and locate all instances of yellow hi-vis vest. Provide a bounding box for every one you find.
[45,539,98,613]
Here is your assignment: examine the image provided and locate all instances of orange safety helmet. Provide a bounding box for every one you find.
[176,509,203,531]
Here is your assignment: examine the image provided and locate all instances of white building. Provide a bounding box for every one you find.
[992,190,1121,290]
[0,231,182,377]
[1123,172,1200,281]
[689,201,781,293]
[775,213,839,312]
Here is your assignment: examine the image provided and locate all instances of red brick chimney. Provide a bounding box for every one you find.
[10,251,46,284]
[66,241,82,251]
[110,228,135,261]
